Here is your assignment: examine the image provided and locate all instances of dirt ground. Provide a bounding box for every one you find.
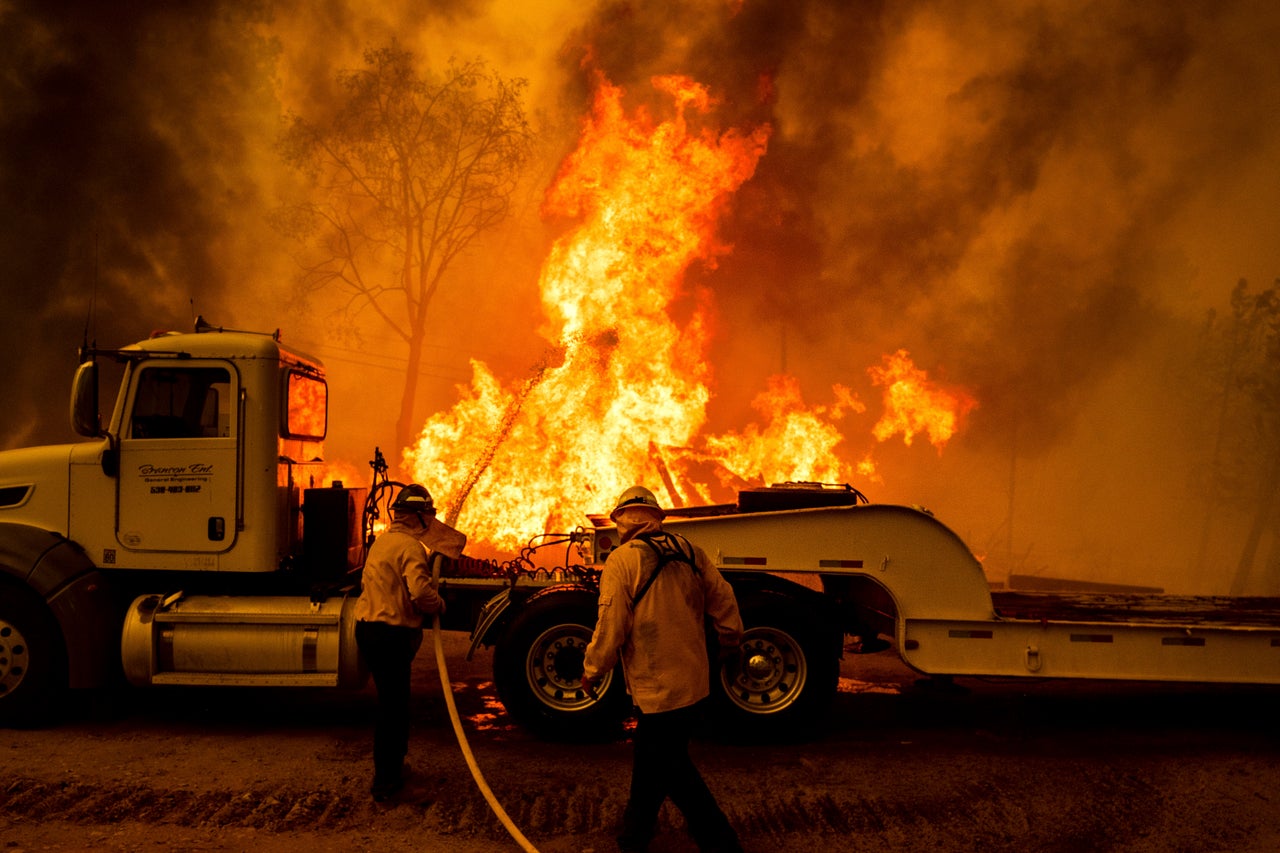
[3,632,1280,853]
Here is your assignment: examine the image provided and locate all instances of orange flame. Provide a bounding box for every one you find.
[406,72,771,550]
[404,73,975,553]
[702,376,864,485]
[285,371,327,439]
[868,349,977,449]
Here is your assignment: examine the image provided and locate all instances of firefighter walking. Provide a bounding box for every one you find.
[581,486,745,853]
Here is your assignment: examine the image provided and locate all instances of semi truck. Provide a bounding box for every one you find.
[2,321,1279,738]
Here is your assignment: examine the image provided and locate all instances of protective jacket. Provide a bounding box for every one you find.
[583,520,743,714]
[354,517,444,629]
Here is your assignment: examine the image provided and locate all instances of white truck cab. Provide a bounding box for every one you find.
[0,322,364,724]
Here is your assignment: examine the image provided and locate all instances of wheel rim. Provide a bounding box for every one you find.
[525,623,609,711]
[0,620,30,697]
[721,626,808,715]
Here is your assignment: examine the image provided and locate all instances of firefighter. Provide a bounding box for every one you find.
[354,483,446,802]
[581,485,745,853]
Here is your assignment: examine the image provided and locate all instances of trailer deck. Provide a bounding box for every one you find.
[992,591,1280,627]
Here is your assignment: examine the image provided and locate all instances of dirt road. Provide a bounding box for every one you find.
[3,632,1280,852]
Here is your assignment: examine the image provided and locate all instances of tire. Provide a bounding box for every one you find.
[492,589,630,740]
[0,584,68,728]
[710,591,840,738]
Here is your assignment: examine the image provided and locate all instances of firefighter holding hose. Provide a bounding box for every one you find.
[354,483,453,802]
[581,486,745,853]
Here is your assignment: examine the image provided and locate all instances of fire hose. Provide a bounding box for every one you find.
[431,557,542,853]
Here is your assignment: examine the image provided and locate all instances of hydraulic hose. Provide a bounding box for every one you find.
[431,563,541,853]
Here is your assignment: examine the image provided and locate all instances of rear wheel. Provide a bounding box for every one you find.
[711,591,839,737]
[492,590,630,740]
[0,585,67,728]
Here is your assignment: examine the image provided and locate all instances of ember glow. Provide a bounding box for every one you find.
[405,72,974,552]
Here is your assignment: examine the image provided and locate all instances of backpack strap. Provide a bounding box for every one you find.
[630,531,697,608]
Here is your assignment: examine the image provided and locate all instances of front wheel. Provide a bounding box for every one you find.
[492,589,630,740]
[711,591,839,738]
[0,585,67,728]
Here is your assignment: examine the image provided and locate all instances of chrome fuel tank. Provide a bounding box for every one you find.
[121,592,367,688]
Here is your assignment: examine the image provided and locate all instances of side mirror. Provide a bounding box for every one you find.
[70,361,101,437]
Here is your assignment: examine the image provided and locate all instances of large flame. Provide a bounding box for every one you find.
[406,72,769,549]
[405,72,975,553]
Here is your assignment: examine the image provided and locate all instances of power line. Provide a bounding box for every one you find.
[288,336,526,383]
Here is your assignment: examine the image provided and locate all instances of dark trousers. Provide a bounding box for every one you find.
[620,703,740,852]
[355,620,423,785]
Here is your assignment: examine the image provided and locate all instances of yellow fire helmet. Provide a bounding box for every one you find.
[610,485,665,522]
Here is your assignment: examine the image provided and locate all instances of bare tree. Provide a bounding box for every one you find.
[278,43,532,455]
[1191,279,1280,593]
[1227,280,1280,593]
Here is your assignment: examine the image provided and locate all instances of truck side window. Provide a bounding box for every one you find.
[284,371,326,439]
[130,367,233,439]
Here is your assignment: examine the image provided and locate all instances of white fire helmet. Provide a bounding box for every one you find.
[610,486,665,522]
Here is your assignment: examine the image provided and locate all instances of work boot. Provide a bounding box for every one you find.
[616,829,651,852]
[370,776,403,802]
[698,840,744,853]
[616,837,648,853]
[694,825,744,853]
[370,759,411,802]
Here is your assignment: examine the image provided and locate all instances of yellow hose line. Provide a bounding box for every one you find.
[433,614,541,853]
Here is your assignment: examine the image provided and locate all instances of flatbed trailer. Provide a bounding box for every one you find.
[656,502,1280,686]
[454,491,1280,737]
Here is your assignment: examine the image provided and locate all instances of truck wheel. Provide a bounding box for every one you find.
[0,586,67,728]
[711,591,839,737]
[492,590,630,740]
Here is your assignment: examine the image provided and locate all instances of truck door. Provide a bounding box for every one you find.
[117,363,239,553]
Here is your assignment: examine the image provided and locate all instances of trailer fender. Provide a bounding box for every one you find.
[0,522,118,691]
[724,571,848,646]
[666,504,996,622]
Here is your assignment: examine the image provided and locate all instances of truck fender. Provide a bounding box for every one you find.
[466,582,596,660]
[0,522,118,689]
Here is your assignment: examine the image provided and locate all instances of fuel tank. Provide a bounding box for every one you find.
[121,592,367,688]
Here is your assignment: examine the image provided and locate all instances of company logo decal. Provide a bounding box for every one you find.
[137,462,213,495]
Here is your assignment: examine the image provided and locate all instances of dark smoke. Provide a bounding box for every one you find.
[0,1,280,447]
[557,1,1258,453]
[545,0,1280,591]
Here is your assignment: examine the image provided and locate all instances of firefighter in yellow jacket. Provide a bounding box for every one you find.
[354,483,446,802]
[581,486,745,853]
